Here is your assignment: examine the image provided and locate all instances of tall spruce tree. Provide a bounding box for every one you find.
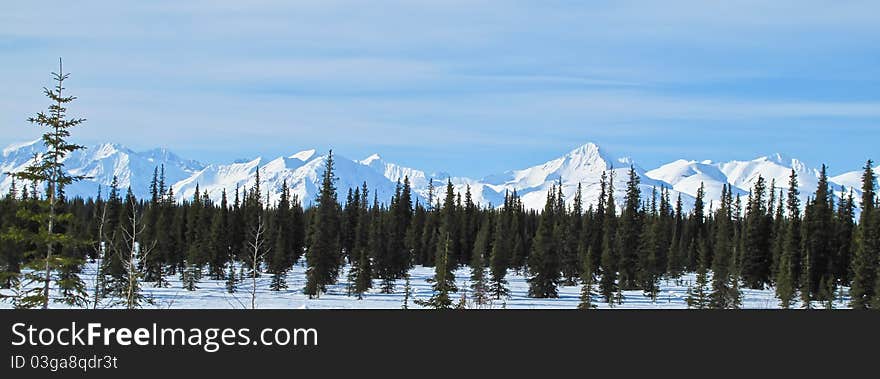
[850,160,877,308]
[835,188,855,285]
[803,165,835,300]
[741,176,772,289]
[710,184,740,309]
[775,170,800,308]
[4,59,88,308]
[469,218,491,306]
[599,170,618,304]
[267,181,293,291]
[489,192,512,299]
[616,166,642,290]
[304,151,341,298]
[528,185,561,298]
[561,183,584,285]
[349,183,373,299]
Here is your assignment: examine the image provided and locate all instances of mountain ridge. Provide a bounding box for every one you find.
[0,139,871,212]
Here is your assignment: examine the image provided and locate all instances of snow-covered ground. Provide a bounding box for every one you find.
[0,262,852,309]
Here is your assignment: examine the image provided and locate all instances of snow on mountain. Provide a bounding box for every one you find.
[480,143,694,211]
[0,140,204,200]
[647,153,862,211]
[356,153,498,207]
[358,153,433,190]
[646,159,745,202]
[0,139,870,214]
[719,153,818,196]
[831,166,878,193]
[173,150,410,207]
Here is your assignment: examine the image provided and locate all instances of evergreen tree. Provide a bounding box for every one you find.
[802,165,835,299]
[225,257,237,294]
[741,176,773,289]
[304,151,342,298]
[561,183,583,285]
[489,192,512,299]
[416,233,456,309]
[349,183,373,299]
[0,181,23,289]
[577,247,597,309]
[599,170,619,304]
[142,165,164,283]
[835,188,855,285]
[710,184,740,309]
[207,189,230,281]
[469,218,491,306]
[4,59,88,308]
[851,160,877,308]
[775,170,800,308]
[267,181,294,291]
[667,192,685,277]
[101,176,128,297]
[528,185,561,298]
[686,239,710,309]
[616,166,642,290]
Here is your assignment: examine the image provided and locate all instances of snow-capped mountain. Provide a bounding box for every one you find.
[645,153,863,209]
[173,149,407,206]
[480,143,694,211]
[646,159,746,202]
[0,139,870,213]
[831,166,878,195]
[0,139,204,200]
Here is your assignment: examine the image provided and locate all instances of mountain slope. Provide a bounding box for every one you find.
[0,140,204,200]
[0,140,867,213]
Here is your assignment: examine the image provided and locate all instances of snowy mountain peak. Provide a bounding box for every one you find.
[289,149,316,161]
[359,153,383,166]
[0,139,867,213]
[2,138,42,157]
[566,142,602,158]
[564,142,612,165]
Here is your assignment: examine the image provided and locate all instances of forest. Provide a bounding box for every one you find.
[2,63,879,310]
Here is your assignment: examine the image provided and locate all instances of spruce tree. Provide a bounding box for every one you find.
[741,176,772,289]
[775,170,800,308]
[561,183,584,285]
[469,218,490,306]
[710,185,740,309]
[850,160,877,309]
[489,192,512,299]
[667,192,685,277]
[577,247,597,309]
[599,170,618,304]
[803,165,835,299]
[349,183,373,299]
[835,188,855,285]
[304,151,342,298]
[686,239,710,309]
[528,186,561,298]
[4,59,88,308]
[207,189,230,280]
[416,233,456,309]
[616,166,642,290]
[268,181,293,291]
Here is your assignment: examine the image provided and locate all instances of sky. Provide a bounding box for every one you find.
[1,0,879,177]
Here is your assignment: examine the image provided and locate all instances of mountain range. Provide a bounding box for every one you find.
[1,139,875,212]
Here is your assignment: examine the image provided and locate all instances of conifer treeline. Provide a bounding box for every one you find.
[2,157,879,309]
[3,61,880,309]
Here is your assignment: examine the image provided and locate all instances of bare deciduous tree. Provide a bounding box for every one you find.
[247,211,269,310]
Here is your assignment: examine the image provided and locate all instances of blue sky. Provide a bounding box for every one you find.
[1,1,879,177]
